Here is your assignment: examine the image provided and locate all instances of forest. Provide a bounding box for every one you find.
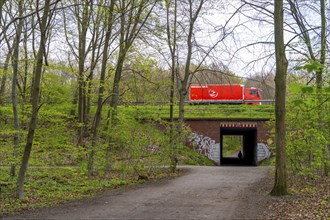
[0,0,329,216]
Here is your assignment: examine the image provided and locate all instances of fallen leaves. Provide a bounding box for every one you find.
[262,175,329,220]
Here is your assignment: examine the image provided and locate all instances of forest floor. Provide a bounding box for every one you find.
[258,171,329,219]
[2,166,329,220]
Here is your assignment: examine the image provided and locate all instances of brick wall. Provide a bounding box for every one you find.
[184,118,270,143]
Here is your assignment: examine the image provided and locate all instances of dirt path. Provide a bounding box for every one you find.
[4,166,273,220]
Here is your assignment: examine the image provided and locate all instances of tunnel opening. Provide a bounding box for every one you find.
[220,127,257,166]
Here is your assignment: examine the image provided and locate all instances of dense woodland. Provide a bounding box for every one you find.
[0,0,329,214]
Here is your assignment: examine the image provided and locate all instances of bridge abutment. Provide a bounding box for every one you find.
[185,118,271,165]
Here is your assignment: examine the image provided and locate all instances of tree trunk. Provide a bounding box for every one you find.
[77,0,92,146]
[166,0,178,172]
[319,0,328,176]
[21,30,29,103]
[271,0,288,196]
[17,0,51,199]
[10,0,24,176]
[0,0,6,22]
[88,0,115,176]
[0,52,11,105]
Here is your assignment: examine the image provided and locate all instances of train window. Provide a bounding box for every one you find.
[250,90,258,95]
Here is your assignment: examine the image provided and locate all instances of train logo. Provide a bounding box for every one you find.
[208,89,218,98]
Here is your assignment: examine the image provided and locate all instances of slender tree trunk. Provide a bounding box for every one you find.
[77,0,92,146]
[10,0,24,176]
[316,0,326,89]
[109,0,126,113]
[271,0,288,196]
[0,52,11,105]
[21,30,29,103]
[17,0,51,199]
[70,89,78,116]
[108,0,155,113]
[0,0,6,22]
[174,0,204,170]
[88,0,115,176]
[166,0,178,172]
[319,0,328,176]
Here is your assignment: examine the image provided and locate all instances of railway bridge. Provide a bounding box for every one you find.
[184,118,271,166]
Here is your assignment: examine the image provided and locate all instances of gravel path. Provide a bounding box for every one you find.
[4,166,272,220]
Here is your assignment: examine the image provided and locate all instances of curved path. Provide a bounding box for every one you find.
[4,166,271,220]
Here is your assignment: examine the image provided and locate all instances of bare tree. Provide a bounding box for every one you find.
[165,0,178,171]
[63,0,94,146]
[171,0,242,170]
[109,0,157,113]
[0,0,6,25]
[10,0,24,176]
[0,51,11,105]
[88,0,116,176]
[17,0,57,199]
[287,0,327,88]
[271,0,288,196]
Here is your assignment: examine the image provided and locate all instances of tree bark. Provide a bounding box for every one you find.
[10,0,24,176]
[175,0,204,169]
[271,0,288,196]
[77,0,92,146]
[0,52,11,105]
[109,0,155,112]
[0,0,6,21]
[316,0,326,89]
[88,0,115,176]
[17,0,51,199]
[166,0,178,172]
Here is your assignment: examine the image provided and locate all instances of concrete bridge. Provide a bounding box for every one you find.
[185,118,271,166]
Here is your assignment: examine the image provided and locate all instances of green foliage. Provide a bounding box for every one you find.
[222,136,243,157]
[286,83,330,177]
[120,55,172,103]
[294,60,326,73]
[103,115,173,176]
[41,72,73,105]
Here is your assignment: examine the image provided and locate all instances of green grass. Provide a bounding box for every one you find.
[118,104,274,120]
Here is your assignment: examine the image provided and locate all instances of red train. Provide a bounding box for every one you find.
[189,84,262,105]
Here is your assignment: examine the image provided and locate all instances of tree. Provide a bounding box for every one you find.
[271,0,288,196]
[287,0,329,176]
[63,0,95,146]
[109,0,157,113]
[10,0,24,176]
[88,0,116,176]
[244,72,275,100]
[165,0,178,171]
[17,0,56,199]
[287,0,327,89]
[0,0,6,24]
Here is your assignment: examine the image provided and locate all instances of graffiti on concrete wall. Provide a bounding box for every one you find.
[190,133,271,164]
[257,143,271,161]
[190,133,220,164]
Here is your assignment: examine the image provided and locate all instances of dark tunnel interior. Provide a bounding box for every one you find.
[220,128,257,166]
